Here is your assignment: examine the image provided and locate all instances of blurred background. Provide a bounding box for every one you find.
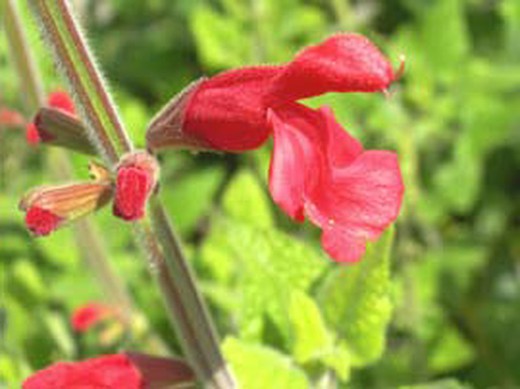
[1,0,519,388]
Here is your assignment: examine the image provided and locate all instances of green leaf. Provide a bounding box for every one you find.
[289,290,332,364]
[201,218,327,341]
[223,337,309,389]
[317,227,394,367]
[289,291,352,381]
[162,166,226,235]
[7,260,47,308]
[222,169,273,228]
[418,0,469,76]
[428,325,475,373]
[190,6,250,69]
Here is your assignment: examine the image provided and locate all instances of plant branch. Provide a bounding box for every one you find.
[4,0,134,328]
[29,1,236,386]
[31,0,131,164]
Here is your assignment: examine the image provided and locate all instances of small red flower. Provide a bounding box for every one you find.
[26,91,75,145]
[24,206,64,236]
[20,181,113,237]
[22,353,195,389]
[71,302,113,332]
[113,152,159,221]
[146,33,404,263]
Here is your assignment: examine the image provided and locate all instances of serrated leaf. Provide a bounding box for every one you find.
[288,290,352,381]
[289,290,332,364]
[222,169,273,228]
[201,218,327,341]
[317,227,394,367]
[223,337,309,389]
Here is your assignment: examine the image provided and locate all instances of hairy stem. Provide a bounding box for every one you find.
[31,0,131,164]
[29,1,236,386]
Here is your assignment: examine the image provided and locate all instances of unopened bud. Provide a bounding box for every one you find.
[20,181,113,236]
[31,107,96,155]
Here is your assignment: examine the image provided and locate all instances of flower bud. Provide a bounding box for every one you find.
[25,91,93,154]
[113,151,159,221]
[20,181,113,236]
[32,107,96,155]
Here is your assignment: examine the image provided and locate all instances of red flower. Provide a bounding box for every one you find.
[113,152,159,221]
[26,91,75,145]
[147,33,404,263]
[19,181,113,237]
[24,206,64,236]
[268,104,403,262]
[22,353,195,389]
[71,302,113,332]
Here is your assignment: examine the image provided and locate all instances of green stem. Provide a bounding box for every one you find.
[4,0,45,108]
[29,1,236,386]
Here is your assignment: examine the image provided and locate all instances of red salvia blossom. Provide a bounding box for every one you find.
[27,91,75,145]
[146,33,404,262]
[20,180,113,237]
[71,302,114,332]
[113,152,159,221]
[23,353,195,389]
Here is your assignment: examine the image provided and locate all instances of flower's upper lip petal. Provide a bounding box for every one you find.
[269,33,395,102]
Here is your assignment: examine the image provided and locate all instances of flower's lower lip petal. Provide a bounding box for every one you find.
[267,103,326,221]
[320,227,369,263]
[268,101,403,263]
[304,150,403,262]
[307,150,404,227]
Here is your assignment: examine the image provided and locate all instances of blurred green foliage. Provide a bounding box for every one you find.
[1,0,520,388]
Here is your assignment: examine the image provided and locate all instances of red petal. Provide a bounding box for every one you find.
[71,303,112,332]
[184,65,282,151]
[48,91,76,115]
[268,103,362,221]
[113,166,153,221]
[268,104,322,221]
[22,354,143,389]
[268,103,403,262]
[25,206,63,236]
[306,150,404,262]
[270,34,395,102]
